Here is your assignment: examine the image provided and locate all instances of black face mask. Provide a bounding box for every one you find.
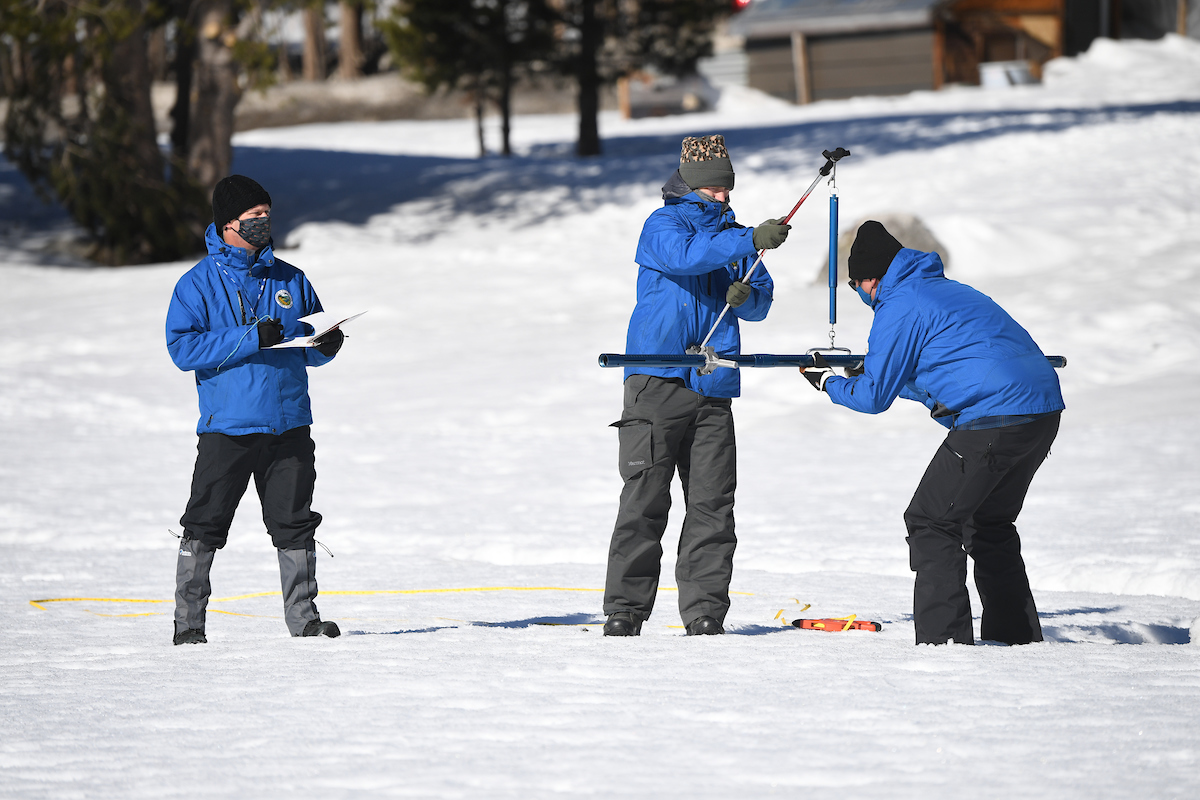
[236,215,272,249]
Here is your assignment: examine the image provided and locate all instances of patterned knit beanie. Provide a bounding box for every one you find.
[678,134,735,190]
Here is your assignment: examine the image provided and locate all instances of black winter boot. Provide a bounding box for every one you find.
[685,616,725,635]
[278,544,322,636]
[301,619,341,638]
[603,611,642,636]
[174,537,215,642]
[173,629,207,645]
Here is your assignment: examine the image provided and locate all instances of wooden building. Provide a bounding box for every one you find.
[726,0,1193,104]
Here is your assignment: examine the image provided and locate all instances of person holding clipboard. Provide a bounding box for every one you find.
[165,175,347,645]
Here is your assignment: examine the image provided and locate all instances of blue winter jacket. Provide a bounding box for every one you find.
[166,224,334,436]
[624,171,774,398]
[825,248,1064,428]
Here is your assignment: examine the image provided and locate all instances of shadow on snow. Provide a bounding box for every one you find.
[234,100,1200,245]
[1043,622,1193,645]
[5,100,1196,262]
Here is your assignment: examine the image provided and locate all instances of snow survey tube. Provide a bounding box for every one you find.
[597,353,1068,369]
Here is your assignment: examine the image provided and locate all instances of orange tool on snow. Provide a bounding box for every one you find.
[793,615,882,632]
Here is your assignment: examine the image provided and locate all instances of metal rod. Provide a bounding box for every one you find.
[598,353,1068,369]
[828,191,838,327]
[601,353,865,369]
[696,169,829,351]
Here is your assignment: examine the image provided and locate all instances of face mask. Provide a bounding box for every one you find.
[856,284,876,308]
[236,215,272,249]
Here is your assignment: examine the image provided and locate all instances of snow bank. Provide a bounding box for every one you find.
[1044,34,1200,103]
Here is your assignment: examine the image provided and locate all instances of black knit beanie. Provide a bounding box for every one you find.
[678,134,735,191]
[848,221,904,281]
[212,175,272,232]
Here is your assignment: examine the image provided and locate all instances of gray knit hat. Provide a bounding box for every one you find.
[678,134,735,190]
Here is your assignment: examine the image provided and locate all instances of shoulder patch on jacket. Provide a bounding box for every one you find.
[274,289,293,309]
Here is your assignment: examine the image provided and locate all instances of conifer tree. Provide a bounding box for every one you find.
[382,0,556,157]
[1,0,208,264]
[558,0,729,156]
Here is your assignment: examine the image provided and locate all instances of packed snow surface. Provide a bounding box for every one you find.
[2,36,1199,799]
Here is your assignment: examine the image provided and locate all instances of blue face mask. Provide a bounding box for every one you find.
[856,284,876,308]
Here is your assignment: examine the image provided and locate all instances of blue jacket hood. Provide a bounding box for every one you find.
[826,248,1064,427]
[876,246,942,303]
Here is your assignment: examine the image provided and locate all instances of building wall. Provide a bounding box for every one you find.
[745,37,797,101]
[808,29,935,100]
[746,28,935,103]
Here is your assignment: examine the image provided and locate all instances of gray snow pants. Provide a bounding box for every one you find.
[604,375,737,627]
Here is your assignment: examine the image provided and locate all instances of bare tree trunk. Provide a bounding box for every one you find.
[338,1,363,80]
[189,0,239,191]
[0,40,16,97]
[474,82,487,158]
[499,44,512,157]
[169,1,199,189]
[106,14,163,179]
[147,25,169,81]
[304,3,328,81]
[576,0,601,157]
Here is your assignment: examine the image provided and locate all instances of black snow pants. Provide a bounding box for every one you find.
[604,375,737,627]
[903,412,1060,645]
[180,425,322,550]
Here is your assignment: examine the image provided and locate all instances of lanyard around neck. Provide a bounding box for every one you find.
[217,260,267,324]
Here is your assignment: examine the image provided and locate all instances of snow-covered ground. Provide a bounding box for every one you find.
[3,36,1199,798]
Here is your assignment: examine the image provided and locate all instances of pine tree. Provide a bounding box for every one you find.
[558,0,730,157]
[382,0,556,157]
[1,0,207,264]
[1,0,277,264]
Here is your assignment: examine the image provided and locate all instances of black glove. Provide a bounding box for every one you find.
[801,353,835,392]
[257,317,284,348]
[843,360,865,378]
[726,281,751,307]
[930,402,954,419]
[752,218,791,251]
[312,328,344,357]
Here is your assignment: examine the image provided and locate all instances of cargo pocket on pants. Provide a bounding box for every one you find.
[611,419,653,480]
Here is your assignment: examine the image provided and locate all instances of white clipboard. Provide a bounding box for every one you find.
[269,311,367,348]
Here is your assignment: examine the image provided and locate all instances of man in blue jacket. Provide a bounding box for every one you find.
[166,175,344,645]
[604,135,789,637]
[802,220,1064,645]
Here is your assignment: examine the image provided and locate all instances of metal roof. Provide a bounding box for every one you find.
[728,0,940,39]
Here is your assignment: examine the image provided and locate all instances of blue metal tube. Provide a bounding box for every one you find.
[598,354,1067,369]
[599,353,864,369]
[829,194,838,326]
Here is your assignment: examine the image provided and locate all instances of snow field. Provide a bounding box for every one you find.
[3,35,1200,799]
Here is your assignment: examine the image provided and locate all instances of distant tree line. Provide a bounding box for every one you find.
[0,0,729,265]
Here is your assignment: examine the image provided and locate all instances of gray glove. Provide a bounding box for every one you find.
[752,218,791,250]
[726,281,751,307]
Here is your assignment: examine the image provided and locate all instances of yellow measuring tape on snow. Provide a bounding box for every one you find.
[29,586,759,620]
[29,585,769,632]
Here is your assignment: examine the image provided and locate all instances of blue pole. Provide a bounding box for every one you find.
[597,353,1067,369]
[828,193,838,327]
